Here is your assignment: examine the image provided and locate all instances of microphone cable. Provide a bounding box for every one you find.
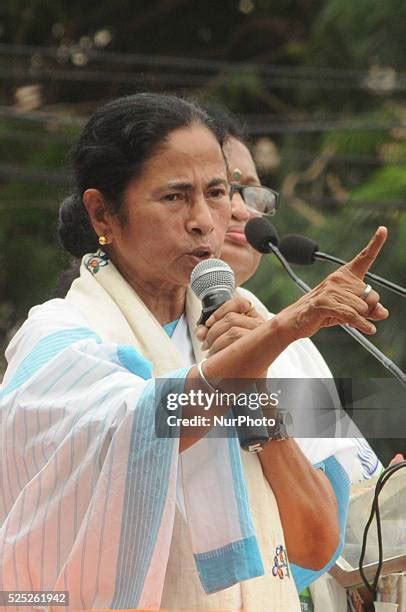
[358,459,406,599]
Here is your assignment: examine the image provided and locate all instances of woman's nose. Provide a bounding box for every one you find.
[185,194,215,236]
[231,191,250,221]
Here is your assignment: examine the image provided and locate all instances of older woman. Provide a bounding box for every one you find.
[0,94,388,611]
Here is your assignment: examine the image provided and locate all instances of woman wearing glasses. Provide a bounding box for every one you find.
[197,109,384,609]
[222,130,278,284]
[216,109,381,480]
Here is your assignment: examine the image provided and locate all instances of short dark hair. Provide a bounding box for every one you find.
[57,93,224,258]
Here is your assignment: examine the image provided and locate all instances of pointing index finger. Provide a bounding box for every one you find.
[347,226,388,279]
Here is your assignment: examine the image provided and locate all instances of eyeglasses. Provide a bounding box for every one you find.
[229,183,280,216]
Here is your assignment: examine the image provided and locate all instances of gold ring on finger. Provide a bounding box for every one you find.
[244,301,255,316]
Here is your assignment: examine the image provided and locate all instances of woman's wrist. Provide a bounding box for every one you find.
[265,313,297,351]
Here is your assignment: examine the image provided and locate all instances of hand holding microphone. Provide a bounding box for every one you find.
[191,258,265,356]
[190,258,270,451]
[196,295,265,355]
[191,227,281,354]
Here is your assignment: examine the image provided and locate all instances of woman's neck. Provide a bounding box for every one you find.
[127,277,187,325]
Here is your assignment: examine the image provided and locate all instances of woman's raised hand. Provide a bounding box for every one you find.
[275,226,389,342]
[196,227,389,355]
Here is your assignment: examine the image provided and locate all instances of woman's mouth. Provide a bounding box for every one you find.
[225,228,248,246]
[186,247,214,262]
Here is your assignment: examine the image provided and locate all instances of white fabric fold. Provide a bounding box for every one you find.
[0,253,267,609]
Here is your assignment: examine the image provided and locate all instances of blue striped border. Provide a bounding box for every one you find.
[0,328,100,398]
[194,534,264,594]
[111,367,190,609]
[227,434,257,540]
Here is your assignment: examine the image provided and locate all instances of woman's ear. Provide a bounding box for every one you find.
[82,189,112,240]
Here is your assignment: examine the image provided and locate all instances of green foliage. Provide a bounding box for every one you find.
[202,69,266,113]
[322,127,387,157]
[351,166,406,201]
[310,0,406,69]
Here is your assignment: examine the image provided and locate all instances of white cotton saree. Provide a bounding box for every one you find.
[0,252,352,610]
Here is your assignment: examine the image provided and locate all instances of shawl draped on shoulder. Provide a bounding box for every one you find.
[0,254,264,609]
[0,253,355,609]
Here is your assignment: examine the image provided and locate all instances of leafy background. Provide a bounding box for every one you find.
[0,0,405,462]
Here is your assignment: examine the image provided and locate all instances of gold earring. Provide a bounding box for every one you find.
[98,235,109,246]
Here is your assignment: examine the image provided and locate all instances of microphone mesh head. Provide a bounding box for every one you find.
[279,234,319,265]
[190,258,235,300]
[245,217,279,253]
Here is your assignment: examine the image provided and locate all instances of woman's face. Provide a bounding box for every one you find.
[99,123,231,291]
[221,136,262,286]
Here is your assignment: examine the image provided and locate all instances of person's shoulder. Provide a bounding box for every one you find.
[5,298,93,366]
[29,297,88,322]
[26,298,92,339]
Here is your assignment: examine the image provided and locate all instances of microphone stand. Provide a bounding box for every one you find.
[267,242,406,387]
[314,251,406,298]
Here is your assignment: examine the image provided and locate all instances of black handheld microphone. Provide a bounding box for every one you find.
[245,218,406,387]
[190,258,270,452]
[279,233,406,298]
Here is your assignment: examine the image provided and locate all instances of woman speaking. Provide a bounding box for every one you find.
[0,93,388,611]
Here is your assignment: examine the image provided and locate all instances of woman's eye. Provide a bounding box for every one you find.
[163,193,184,202]
[207,187,227,200]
